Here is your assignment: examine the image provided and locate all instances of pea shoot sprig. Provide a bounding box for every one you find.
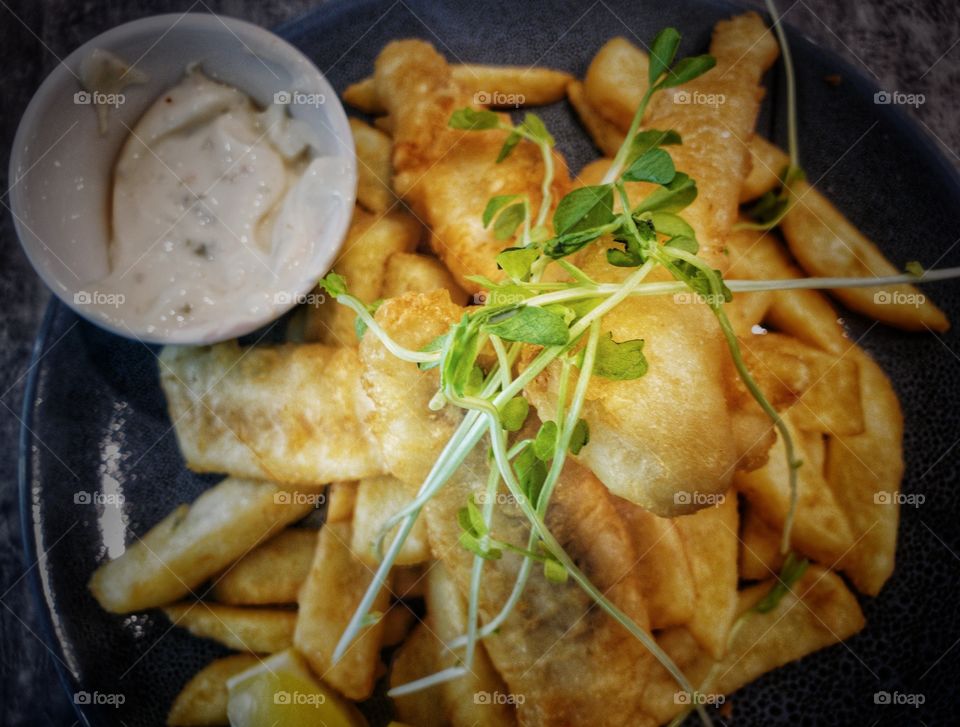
[319,21,960,725]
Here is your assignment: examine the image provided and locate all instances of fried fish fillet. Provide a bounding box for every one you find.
[160,342,383,484]
[373,40,571,293]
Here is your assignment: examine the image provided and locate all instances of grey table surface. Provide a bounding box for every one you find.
[1,1,958,725]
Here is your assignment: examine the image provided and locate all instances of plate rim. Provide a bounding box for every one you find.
[18,1,960,725]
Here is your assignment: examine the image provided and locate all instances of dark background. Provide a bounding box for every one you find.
[1,1,958,725]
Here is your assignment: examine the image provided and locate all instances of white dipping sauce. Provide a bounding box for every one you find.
[99,69,340,338]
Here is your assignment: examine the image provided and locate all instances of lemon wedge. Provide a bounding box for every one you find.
[226,649,367,727]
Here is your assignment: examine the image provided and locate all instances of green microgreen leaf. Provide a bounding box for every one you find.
[664,235,699,255]
[354,298,383,340]
[497,130,522,162]
[569,418,590,454]
[553,185,614,235]
[513,446,546,506]
[626,129,682,167]
[649,27,681,85]
[449,107,500,130]
[543,555,568,583]
[906,260,924,277]
[499,396,530,432]
[496,246,540,280]
[417,332,448,370]
[493,203,527,241]
[481,306,570,346]
[521,112,555,147]
[318,272,347,298]
[658,54,716,88]
[650,211,695,238]
[483,194,522,227]
[533,420,558,461]
[592,331,648,380]
[622,147,676,184]
[633,172,698,214]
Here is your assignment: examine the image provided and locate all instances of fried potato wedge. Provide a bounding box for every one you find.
[641,566,865,723]
[345,64,571,114]
[294,522,389,700]
[584,37,649,132]
[735,332,864,436]
[567,81,625,157]
[423,451,658,726]
[374,40,570,292]
[304,207,421,345]
[359,291,466,486]
[643,12,779,265]
[382,251,469,305]
[740,133,789,202]
[210,528,316,606]
[350,118,395,214]
[738,500,785,581]
[89,478,313,613]
[826,351,903,595]
[163,602,296,654]
[613,497,696,629]
[327,481,358,523]
[351,475,431,566]
[736,413,856,566]
[160,342,383,485]
[167,654,259,726]
[673,494,739,659]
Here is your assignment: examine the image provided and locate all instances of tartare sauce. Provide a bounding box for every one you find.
[94,69,345,339]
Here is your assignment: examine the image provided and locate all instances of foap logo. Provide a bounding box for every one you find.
[73,90,126,108]
[674,691,726,706]
[74,491,125,506]
[74,290,125,308]
[476,491,525,506]
[672,291,727,307]
[474,690,526,706]
[674,89,725,108]
[874,690,925,708]
[874,90,925,108]
[274,491,325,506]
[472,291,528,306]
[274,90,326,108]
[74,691,126,708]
[874,491,925,507]
[274,291,326,306]
[474,90,525,108]
[674,491,725,507]
[274,690,326,707]
[873,290,926,308]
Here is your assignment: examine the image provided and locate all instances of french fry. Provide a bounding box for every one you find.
[351,475,431,566]
[738,499,785,581]
[673,494,739,659]
[303,208,421,345]
[736,412,856,567]
[826,352,903,595]
[160,342,384,485]
[566,80,624,157]
[382,252,470,305]
[167,654,259,726]
[735,332,864,436]
[613,498,696,629]
[583,37,649,132]
[294,522,389,701]
[350,118,395,214]
[89,478,313,613]
[344,64,571,114]
[421,562,518,727]
[327,481,358,523]
[740,133,788,202]
[210,528,316,606]
[389,623,444,727]
[642,566,865,724]
[163,602,296,654]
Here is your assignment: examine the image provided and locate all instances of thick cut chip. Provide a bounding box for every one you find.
[826,352,904,595]
[584,37,649,132]
[382,252,469,305]
[294,522,389,700]
[736,412,856,566]
[359,291,466,486]
[211,528,317,606]
[167,654,259,726]
[351,475,431,566]
[89,478,313,613]
[673,494,739,659]
[641,566,865,723]
[327,481,358,523]
[350,118,396,214]
[304,208,421,345]
[613,497,696,629]
[567,81,625,157]
[163,602,296,654]
[160,342,383,484]
[738,500,785,581]
[373,40,571,293]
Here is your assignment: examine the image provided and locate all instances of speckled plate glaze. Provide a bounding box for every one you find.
[19,0,960,724]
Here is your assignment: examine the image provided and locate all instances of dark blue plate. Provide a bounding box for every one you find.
[19,0,960,724]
